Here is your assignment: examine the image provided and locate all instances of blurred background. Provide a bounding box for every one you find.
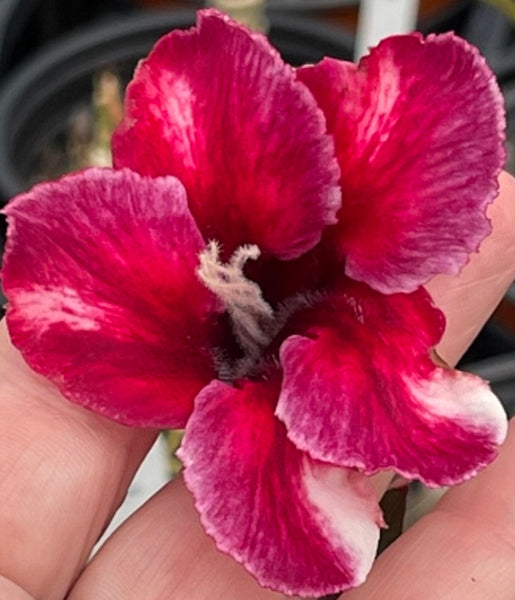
[0,0,514,536]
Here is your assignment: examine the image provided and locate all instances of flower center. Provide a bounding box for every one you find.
[197,241,275,360]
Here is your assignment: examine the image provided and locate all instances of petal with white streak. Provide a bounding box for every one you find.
[2,168,220,427]
[179,376,382,596]
[277,282,507,486]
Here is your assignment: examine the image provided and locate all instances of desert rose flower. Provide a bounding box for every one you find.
[1,9,507,597]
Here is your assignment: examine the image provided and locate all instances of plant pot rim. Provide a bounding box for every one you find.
[0,8,353,204]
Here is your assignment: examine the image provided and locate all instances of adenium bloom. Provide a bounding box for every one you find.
[1,9,508,597]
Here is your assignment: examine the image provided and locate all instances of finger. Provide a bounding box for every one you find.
[0,576,34,600]
[0,320,158,599]
[343,418,515,600]
[68,175,515,599]
[69,476,303,600]
[426,171,515,364]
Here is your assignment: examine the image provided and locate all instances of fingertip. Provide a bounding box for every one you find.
[489,170,515,251]
[0,577,35,600]
[426,171,515,365]
[498,169,515,197]
[344,420,515,600]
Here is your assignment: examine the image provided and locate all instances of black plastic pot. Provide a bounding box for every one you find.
[464,351,515,417]
[459,316,515,418]
[0,0,482,79]
[0,0,138,76]
[0,0,41,75]
[456,1,515,82]
[0,10,353,206]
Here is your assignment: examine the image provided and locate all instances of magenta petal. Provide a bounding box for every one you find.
[2,168,219,428]
[298,33,506,293]
[277,282,508,486]
[179,377,382,596]
[112,9,340,260]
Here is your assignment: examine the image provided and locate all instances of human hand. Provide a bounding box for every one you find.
[1,172,515,600]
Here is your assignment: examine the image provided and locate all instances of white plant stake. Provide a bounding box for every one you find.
[355,0,420,60]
